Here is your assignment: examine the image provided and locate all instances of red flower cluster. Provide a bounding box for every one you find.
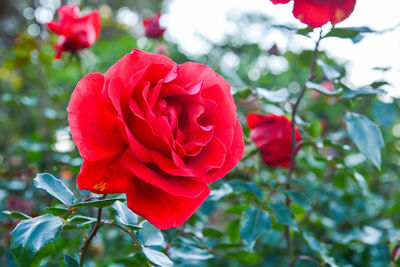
[68,49,244,229]
[47,5,101,59]
[142,13,166,39]
[271,0,356,28]
[247,113,301,168]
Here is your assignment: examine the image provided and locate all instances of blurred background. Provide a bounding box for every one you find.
[1,0,400,266]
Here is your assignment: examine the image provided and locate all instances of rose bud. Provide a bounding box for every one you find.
[46,5,101,59]
[142,12,166,39]
[247,113,302,168]
[67,49,244,229]
[270,0,356,28]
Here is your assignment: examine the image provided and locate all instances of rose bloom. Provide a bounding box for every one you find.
[47,5,101,59]
[270,0,356,28]
[142,13,166,39]
[68,49,244,228]
[247,113,301,168]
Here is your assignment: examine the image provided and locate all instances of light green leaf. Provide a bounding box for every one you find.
[10,214,64,267]
[317,60,340,80]
[112,201,139,228]
[345,112,384,169]
[138,221,164,247]
[34,173,74,207]
[142,247,173,267]
[239,207,271,248]
[303,232,339,267]
[306,81,342,96]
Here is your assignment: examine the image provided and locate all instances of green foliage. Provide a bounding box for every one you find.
[10,214,64,267]
[345,112,385,169]
[33,173,75,207]
[239,207,272,248]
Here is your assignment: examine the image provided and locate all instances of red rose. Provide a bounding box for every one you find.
[142,13,166,39]
[271,0,356,28]
[247,113,301,168]
[46,5,101,59]
[67,49,244,229]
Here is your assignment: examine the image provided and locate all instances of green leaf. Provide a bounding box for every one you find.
[33,173,74,207]
[73,197,126,208]
[342,87,385,98]
[112,201,139,227]
[325,27,373,43]
[226,251,261,265]
[373,101,397,129]
[303,232,338,267]
[10,214,64,267]
[64,255,79,267]
[138,221,164,247]
[269,203,297,229]
[228,180,263,200]
[239,207,271,248]
[285,191,310,210]
[3,211,31,220]
[142,247,173,267]
[297,26,313,36]
[256,87,289,103]
[68,215,97,226]
[45,205,69,216]
[317,60,340,80]
[202,227,224,238]
[310,119,323,138]
[227,219,241,243]
[345,112,384,169]
[306,81,342,96]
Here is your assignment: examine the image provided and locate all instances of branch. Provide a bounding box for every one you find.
[284,29,323,259]
[79,207,103,267]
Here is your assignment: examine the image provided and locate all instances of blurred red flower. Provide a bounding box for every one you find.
[271,0,356,28]
[67,49,244,228]
[46,5,101,59]
[247,113,301,168]
[143,12,166,39]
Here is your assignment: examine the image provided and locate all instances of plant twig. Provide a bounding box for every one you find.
[79,207,103,267]
[284,29,323,260]
[102,221,141,248]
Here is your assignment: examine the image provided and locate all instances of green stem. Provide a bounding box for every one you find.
[284,29,323,260]
[79,207,103,267]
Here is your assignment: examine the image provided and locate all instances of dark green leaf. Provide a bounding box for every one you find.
[33,173,74,207]
[345,112,384,169]
[142,247,173,267]
[64,255,79,267]
[240,207,272,248]
[226,251,261,265]
[202,227,224,238]
[112,200,139,227]
[317,60,340,80]
[3,211,31,220]
[228,180,263,200]
[297,26,313,36]
[285,191,310,210]
[138,221,164,247]
[68,215,97,226]
[73,197,126,208]
[306,81,342,96]
[269,203,297,229]
[45,205,69,216]
[325,27,373,43]
[10,214,64,267]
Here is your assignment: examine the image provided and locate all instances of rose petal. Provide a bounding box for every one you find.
[127,177,210,229]
[206,120,244,183]
[77,153,130,194]
[67,73,126,161]
[123,149,207,198]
